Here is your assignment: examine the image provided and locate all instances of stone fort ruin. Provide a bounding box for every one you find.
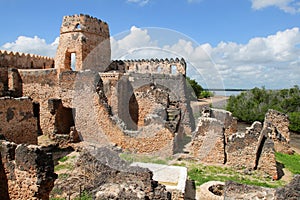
[0,14,193,155]
[0,14,296,199]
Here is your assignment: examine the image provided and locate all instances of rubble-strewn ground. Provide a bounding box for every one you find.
[48,143,300,200]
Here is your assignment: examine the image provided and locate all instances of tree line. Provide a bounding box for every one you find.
[226,86,300,132]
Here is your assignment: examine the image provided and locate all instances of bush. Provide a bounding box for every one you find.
[226,86,300,132]
[186,77,203,99]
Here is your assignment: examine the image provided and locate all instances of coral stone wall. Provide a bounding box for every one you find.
[55,14,111,72]
[256,138,278,179]
[121,58,186,75]
[0,97,38,144]
[0,141,57,200]
[264,109,290,143]
[0,50,54,69]
[191,117,225,164]
[210,108,237,140]
[18,69,59,135]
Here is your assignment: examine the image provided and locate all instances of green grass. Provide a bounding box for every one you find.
[74,191,92,200]
[58,173,70,179]
[275,152,300,175]
[187,163,285,188]
[54,163,74,172]
[58,156,69,163]
[119,153,170,165]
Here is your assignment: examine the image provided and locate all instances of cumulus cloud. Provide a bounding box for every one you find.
[1,26,300,89]
[127,0,150,6]
[251,0,300,14]
[111,26,300,89]
[1,36,58,57]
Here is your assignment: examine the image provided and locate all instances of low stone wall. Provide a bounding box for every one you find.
[191,117,225,164]
[0,97,38,144]
[224,175,300,199]
[0,140,57,200]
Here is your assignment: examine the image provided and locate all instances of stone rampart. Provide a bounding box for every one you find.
[0,141,57,200]
[0,97,38,144]
[0,50,54,69]
[120,58,186,75]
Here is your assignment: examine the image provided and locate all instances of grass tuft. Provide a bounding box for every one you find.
[275,152,300,175]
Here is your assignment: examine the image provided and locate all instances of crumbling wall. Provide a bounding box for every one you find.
[191,117,225,164]
[0,66,8,96]
[210,108,237,140]
[0,140,57,200]
[225,121,262,169]
[0,97,38,144]
[52,147,170,199]
[0,50,54,69]
[255,137,278,179]
[263,109,291,153]
[18,69,59,135]
[224,175,300,199]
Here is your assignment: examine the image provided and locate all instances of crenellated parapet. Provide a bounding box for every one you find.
[60,14,109,38]
[114,58,186,75]
[55,14,111,71]
[0,50,54,69]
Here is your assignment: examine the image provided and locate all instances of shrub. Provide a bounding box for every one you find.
[226,86,300,132]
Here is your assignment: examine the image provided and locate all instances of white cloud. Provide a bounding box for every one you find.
[1,36,58,57]
[111,26,158,59]
[127,0,150,6]
[111,26,300,89]
[251,0,300,14]
[1,26,300,90]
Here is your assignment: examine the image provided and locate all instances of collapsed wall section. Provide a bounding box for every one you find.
[0,97,38,144]
[0,141,57,200]
[191,117,226,164]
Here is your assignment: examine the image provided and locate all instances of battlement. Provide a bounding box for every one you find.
[114,57,186,75]
[60,13,109,37]
[0,50,54,69]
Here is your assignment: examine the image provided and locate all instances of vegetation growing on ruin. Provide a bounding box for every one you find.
[120,152,288,188]
[226,86,300,132]
[186,77,214,99]
[119,153,170,165]
[187,163,285,188]
[275,152,300,175]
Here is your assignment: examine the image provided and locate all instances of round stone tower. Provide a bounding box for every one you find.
[55,14,111,71]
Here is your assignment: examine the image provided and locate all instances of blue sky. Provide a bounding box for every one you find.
[1,0,300,89]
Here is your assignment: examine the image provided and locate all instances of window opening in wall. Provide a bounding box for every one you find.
[171,65,177,74]
[157,66,162,73]
[75,23,81,30]
[71,53,76,71]
[30,61,34,69]
[33,102,42,135]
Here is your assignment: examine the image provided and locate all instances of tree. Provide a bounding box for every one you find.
[186,77,203,99]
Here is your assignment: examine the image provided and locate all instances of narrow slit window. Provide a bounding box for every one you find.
[71,53,76,71]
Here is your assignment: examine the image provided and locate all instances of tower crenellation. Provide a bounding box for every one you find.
[55,14,111,72]
[60,14,109,38]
